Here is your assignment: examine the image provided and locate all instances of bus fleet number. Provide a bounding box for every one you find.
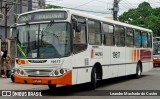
[112,52,120,58]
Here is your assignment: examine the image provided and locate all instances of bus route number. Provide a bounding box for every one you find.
[112,52,120,58]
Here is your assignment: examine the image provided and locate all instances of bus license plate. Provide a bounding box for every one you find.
[33,79,42,84]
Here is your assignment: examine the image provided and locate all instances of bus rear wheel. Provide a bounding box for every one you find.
[90,67,97,90]
[48,84,56,91]
[135,63,142,78]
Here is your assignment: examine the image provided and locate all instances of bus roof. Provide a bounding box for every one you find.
[18,8,152,33]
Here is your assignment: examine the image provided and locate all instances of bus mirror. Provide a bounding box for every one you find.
[10,24,17,38]
[10,28,13,38]
[76,23,81,32]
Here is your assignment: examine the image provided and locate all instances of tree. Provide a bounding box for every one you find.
[45,4,62,9]
[145,16,160,36]
[119,2,160,36]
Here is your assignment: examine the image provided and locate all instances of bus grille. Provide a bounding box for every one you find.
[24,69,52,76]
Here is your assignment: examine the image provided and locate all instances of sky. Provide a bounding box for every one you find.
[46,0,160,17]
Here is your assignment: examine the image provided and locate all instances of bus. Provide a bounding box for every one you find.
[13,9,153,90]
[153,37,160,67]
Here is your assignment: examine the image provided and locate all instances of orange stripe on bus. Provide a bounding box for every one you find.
[138,49,141,60]
[132,49,134,62]
[134,49,137,62]
[137,49,139,60]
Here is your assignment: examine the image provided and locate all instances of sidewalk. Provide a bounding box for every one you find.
[0,70,11,78]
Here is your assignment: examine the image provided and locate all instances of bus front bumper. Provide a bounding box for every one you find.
[15,71,72,85]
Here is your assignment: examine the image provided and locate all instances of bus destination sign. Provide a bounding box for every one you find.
[18,11,67,24]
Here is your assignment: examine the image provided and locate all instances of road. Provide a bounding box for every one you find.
[1,67,160,99]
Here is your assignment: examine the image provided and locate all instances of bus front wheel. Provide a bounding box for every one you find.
[48,84,56,91]
[90,67,97,90]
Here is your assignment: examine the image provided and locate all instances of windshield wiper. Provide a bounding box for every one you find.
[40,20,55,35]
[16,30,27,57]
[17,44,26,57]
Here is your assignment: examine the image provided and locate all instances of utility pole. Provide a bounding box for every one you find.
[38,0,45,9]
[112,0,120,21]
[28,0,32,11]
[2,3,9,38]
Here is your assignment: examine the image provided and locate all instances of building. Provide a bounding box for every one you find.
[0,0,33,38]
[32,0,45,10]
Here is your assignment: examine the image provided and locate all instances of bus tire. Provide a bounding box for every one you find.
[90,67,97,90]
[153,64,156,68]
[11,75,15,82]
[135,63,142,78]
[48,84,56,91]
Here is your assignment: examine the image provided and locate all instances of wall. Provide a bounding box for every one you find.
[0,0,31,38]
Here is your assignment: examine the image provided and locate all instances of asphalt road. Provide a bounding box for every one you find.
[1,67,160,99]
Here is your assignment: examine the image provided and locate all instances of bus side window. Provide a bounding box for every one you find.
[141,31,148,48]
[148,32,152,48]
[134,30,141,48]
[73,24,87,53]
[103,23,114,46]
[115,25,125,47]
[126,28,134,47]
[88,20,101,45]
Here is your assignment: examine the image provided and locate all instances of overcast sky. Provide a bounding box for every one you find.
[46,0,160,17]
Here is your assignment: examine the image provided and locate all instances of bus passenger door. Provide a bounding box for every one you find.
[72,22,90,84]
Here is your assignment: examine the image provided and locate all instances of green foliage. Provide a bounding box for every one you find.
[45,4,62,9]
[119,2,160,36]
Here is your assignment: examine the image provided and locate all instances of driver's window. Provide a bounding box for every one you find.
[73,24,87,53]
[72,16,87,54]
[72,15,87,53]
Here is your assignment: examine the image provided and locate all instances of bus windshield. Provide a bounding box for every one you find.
[16,22,71,58]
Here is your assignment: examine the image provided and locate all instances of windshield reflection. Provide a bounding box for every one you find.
[17,22,71,58]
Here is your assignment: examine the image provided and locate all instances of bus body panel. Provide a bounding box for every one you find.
[72,46,92,84]
[125,47,137,75]
[102,46,111,79]
[110,47,126,77]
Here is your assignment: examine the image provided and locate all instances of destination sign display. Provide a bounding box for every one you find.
[18,11,67,24]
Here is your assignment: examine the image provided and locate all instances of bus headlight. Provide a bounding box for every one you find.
[50,68,70,77]
[15,68,27,76]
[20,70,24,75]
[16,69,20,74]
[54,70,59,76]
[60,69,64,74]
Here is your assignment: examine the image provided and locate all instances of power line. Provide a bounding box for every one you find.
[62,6,111,14]
[46,0,111,14]
[74,0,97,8]
[122,0,136,8]
[46,0,75,7]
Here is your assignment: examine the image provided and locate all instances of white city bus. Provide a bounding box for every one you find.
[14,9,153,90]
